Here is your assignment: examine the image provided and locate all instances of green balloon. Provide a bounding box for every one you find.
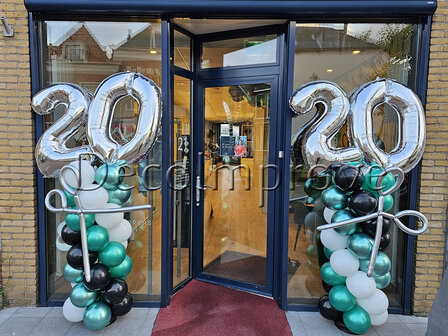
[99,242,126,267]
[63,263,83,283]
[362,165,395,195]
[347,233,373,260]
[109,255,133,279]
[83,301,111,331]
[108,183,132,205]
[306,244,318,257]
[321,186,347,210]
[343,305,371,334]
[70,282,97,308]
[65,213,95,232]
[374,272,391,289]
[63,189,76,208]
[304,177,328,198]
[87,225,109,251]
[383,194,394,212]
[329,285,356,312]
[359,252,391,276]
[332,210,358,235]
[94,162,124,190]
[324,247,335,259]
[320,262,346,286]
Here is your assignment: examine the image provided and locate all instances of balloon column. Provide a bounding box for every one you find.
[32,72,162,331]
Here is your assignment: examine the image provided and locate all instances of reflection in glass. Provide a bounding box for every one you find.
[173,76,191,287]
[202,84,271,286]
[174,30,191,70]
[201,35,277,68]
[42,20,162,301]
[288,23,415,306]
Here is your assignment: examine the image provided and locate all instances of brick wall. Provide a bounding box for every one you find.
[0,0,38,306]
[413,0,448,316]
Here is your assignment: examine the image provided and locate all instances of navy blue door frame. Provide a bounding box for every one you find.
[28,10,434,313]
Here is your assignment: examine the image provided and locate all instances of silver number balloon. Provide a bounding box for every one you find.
[87,72,162,163]
[350,79,426,173]
[289,81,362,167]
[32,84,93,177]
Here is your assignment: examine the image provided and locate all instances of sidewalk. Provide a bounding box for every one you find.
[0,307,427,336]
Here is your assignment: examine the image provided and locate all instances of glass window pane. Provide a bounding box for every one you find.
[288,23,415,307]
[42,20,162,302]
[174,30,191,70]
[201,35,278,69]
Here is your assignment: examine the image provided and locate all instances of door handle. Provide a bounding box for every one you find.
[196,175,212,204]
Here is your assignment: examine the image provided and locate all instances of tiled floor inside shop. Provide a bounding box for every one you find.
[0,307,427,336]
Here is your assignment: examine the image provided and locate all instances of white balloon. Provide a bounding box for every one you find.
[330,249,360,277]
[346,271,376,299]
[79,184,109,210]
[369,310,388,326]
[108,219,133,242]
[320,229,348,250]
[120,240,128,249]
[56,236,71,251]
[60,160,95,188]
[57,221,66,237]
[62,297,85,322]
[357,289,389,315]
[95,203,124,229]
[70,283,77,288]
[323,207,338,223]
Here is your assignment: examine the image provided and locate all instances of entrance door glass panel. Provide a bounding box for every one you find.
[202,83,271,286]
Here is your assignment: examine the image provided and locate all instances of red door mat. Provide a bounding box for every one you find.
[152,280,292,336]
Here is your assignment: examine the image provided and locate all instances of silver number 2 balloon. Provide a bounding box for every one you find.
[289,81,363,167]
[32,84,93,177]
[350,78,426,173]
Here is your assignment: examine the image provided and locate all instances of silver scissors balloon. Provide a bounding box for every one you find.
[317,166,428,277]
[44,164,153,282]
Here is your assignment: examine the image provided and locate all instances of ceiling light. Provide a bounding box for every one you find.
[326,69,333,73]
[353,50,361,55]
[150,50,157,54]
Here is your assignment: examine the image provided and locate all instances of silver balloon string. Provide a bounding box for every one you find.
[44,164,153,282]
[317,166,428,277]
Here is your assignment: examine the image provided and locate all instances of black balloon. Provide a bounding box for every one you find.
[318,295,342,321]
[361,217,392,237]
[327,162,345,174]
[349,191,377,216]
[83,263,111,291]
[66,245,98,270]
[101,279,128,304]
[321,280,333,293]
[111,293,133,316]
[334,319,356,335]
[334,165,363,192]
[107,314,117,327]
[379,233,392,251]
[61,225,81,246]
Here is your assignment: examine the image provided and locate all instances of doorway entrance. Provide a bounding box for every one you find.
[171,21,286,299]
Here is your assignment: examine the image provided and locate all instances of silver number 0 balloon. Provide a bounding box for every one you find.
[289,81,363,167]
[87,72,162,163]
[350,78,426,173]
[32,84,93,177]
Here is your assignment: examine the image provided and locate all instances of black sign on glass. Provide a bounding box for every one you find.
[220,136,235,156]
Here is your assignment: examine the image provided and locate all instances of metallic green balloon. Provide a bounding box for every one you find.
[109,255,133,279]
[87,225,109,252]
[343,305,371,334]
[383,194,394,212]
[83,301,111,331]
[362,165,395,195]
[347,233,373,260]
[94,162,124,190]
[306,244,318,257]
[108,183,132,205]
[70,282,97,308]
[63,263,83,283]
[321,186,347,210]
[359,252,391,276]
[65,213,95,232]
[332,210,358,235]
[324,247,335,259]
[63,189,76,208]
[320,262,346,286]
[304,178,328,198]
[329,285,356,312]
[98,242,126,267]
[374,272,391,289]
